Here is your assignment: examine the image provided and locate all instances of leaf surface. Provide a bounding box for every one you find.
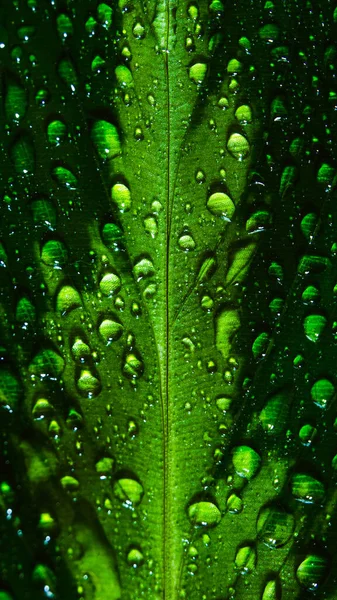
[1,1,337,600]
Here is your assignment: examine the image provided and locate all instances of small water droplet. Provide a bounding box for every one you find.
[235,544,257,574]
[291,473,325,504]
[56,285,81,314]
[99,317,123,344]
[189,62,207,84]
[41,239,68,269]
[99,272,121,296]
[257,504,294,548]
[77,369,101,398]
[310,378,334,409]
[296,554,328,590]
[303,314,326,342]
[91,120,122,160]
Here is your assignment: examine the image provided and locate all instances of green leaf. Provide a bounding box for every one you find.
[1,1,337,600]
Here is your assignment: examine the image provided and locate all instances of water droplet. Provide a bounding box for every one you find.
[29,348,64,379]
[189,62,207,84]
[123,352,144,379]
[32,564,56,597]
[178,231,196,251]
[296,554,328,590]
[227,58,243,74]
[115,65,133,87]
[0,369,22,412]
[52,165,77,189]
[41,239,68,269]
[60,475,79,490]
[235,544,257,574]
[143,215,158,237]
[207,191,235,220]
[16,296,36,328]
[259,23,280,43]
[77,369,101,398]
[310,378,334,409]
[111,183,131,212]
[101,222,124,249]
[302,285,320,304]
[32,398,55,420]
[252,332,270,360]
[95,457,114,479]
[291,473,325,504]
[232,445,261,480]
[188,501,221,527]
[31,196,57,229]
[133,257,155,281]
[257,504,295,548]
[47,120,67,146]
[299,424,317,446]
[235,104,252,124]
[304,314,326,342]
[99,272,121,296]
[99,318,123,344]
[56,13,73,39]
[91,120,122,160]
[201,295,214,311]
[246,210,272,234]
[259,390,290,435]
[5,79,27,123]
[11,133,35,175]
[71,338,90,362]
[56,285,81,314]
[58,57,78,91]
[262,579,281,600]
[301,213,317,241]
[113,477,144,506]
[132,21,145,38]
[227,493,243,514]
[227,132,250,161]
[126,546,144,567]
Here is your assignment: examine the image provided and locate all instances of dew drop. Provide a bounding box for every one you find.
[206,191,235,220]
[189,62,207,84]
[123,352,144,379]
[310,378,334,409]
[111,183,131,212]
[47,120,67,146]
[235,544,257,574]
[232,445,261,480]
[227,493,243,514]
[11,133,35,175]
[52,165,77,189]
[235,104,252,124]
[77,369,101,398]
[133,258,155,281]
[41,239,68,269]
[127,547,144,567]
[132,21,145,38]
[99,272,121,296]
[296,555,328,590]
[56,285,81,314]
[115,64,133,87]
[91,120,122,160]
[95,457,114,479]
[113,477,144,506]
[178,231,196,251]
[303,314,326,342]
[227,132,250,161]
[257,504,294,548]
[99,318,123,343]
[188,501,221,527]
[71,338,90,362]
[5,80,27,123]
[0,369,22,412]
[143,215,158,238]
[291,473,325,504]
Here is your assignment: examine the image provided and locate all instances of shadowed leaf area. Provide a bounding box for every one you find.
[0,0,337,599]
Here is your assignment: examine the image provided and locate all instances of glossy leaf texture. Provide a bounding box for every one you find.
[1,1,337,599]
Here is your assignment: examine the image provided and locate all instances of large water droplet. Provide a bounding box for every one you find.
[11,133,35,175]
[113,477,144,506]
[259,390,289,435]
[189,62,207,84]
[91,120,122,160]
[206,191,235,220]
[304,314,326,342]
[29,348,65,379]
[227,132,250,160]
[56,285,81,314]
[77,369,101,398]
[291,473,325,504]
[235,544,257,574]
[47,119,68,146]
[41,239,68,269]
[257,504,295,548]
[123,352,144,379]
[127,547,144,567]
[99,317,123,343]
[296,554,328,590]
[232,445,261,480]
[310,378,334,409]
[99,272,121,296]
[0,369,22,412]
[111,183,131,212]
[187,501,221,527]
